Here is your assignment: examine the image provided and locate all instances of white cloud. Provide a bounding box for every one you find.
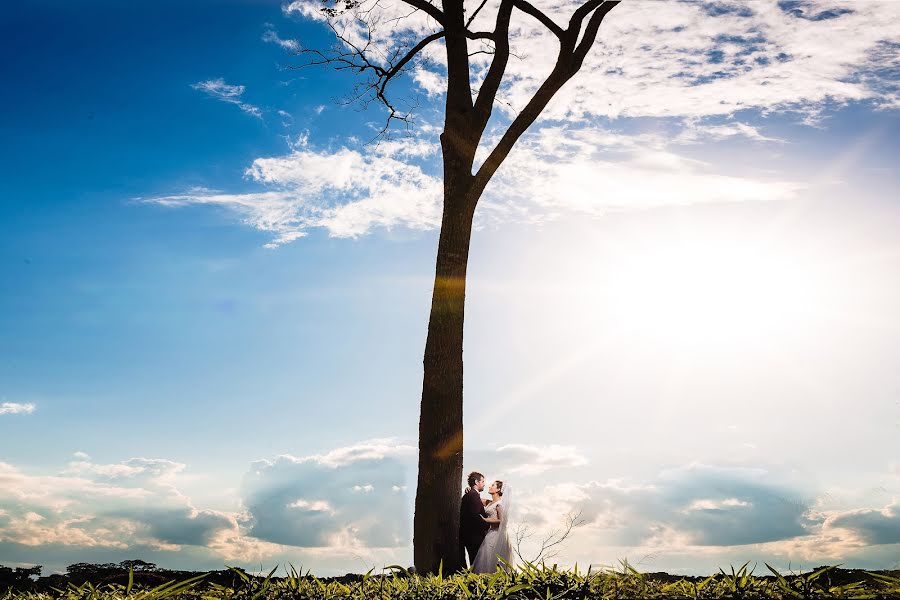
[147,123,800,246]
[150,0,900,245]
[275,437,415,469]
[64,457,186,489]
[517,463,812,547]
[282,1,321,20]
[0,402,35,415]
[2,451,898,574]
[146,138,442,246]
[0,457,240,552]
[0,461,148,513]
[494,443,588,475]
[243,439,413,548]
[262,28,300,52]
[280,0,900,123]
[472,0,900,121]
[675,120,784,144]
[147,189,309,247]
[825,500,900,545]
[289,499,336,513]
[2,512,132,549]
[685,498,752,511]
[0,446,415,570]
[205,524,287,563]
[413,69,444,98]
[480,126,801,222]
[191,78,263,118]
[507,463,900,571]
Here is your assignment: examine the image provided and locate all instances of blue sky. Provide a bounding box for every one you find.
[2,0,900,577]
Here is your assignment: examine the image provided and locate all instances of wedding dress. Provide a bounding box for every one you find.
[472,489,513,573]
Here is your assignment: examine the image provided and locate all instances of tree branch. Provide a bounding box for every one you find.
[466,30,496,41]
[398,0,447,25]
[442,0,477,152]
[471,0,512,129]
[469,0,618,202]
[383,31,446,86]
[566,0,608,41]
[514,510,585,564]
[470,58,569,200]
[512,0,563,39]
[465,0,491,28]
[571,0,618,70]
[291,18,447,138]
[298,0,617,153]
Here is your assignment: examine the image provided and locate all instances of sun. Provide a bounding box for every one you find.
[473,212,868,431]
[526,219,855,360]
[600,237,831,350]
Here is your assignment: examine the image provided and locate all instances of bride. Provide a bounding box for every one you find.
[472,480,513,573]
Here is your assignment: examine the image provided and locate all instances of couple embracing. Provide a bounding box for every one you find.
[459,471,513,573]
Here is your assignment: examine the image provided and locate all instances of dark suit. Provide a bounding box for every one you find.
[459,487,489,568]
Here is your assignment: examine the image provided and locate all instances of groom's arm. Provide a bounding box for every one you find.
[464,491,488,518]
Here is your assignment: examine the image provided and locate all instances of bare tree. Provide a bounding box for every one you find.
[514,509,586,564]
[296,0,620,573]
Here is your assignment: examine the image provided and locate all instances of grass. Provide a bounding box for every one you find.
[4,561,900,600]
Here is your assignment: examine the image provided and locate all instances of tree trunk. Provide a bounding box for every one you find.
[413,150,476,573]
[404,0,619,574]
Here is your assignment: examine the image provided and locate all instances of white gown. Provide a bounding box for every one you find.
[472,500,512,573]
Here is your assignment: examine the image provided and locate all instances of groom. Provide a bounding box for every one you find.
[459,471,489,569]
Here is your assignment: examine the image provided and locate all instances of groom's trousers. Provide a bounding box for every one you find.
[462,538,481,569]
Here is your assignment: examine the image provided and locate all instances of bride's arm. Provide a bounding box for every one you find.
[481,505,502,524]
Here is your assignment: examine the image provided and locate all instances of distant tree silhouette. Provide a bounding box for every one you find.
[0,565,41,591]
[0,562,369,593]
[295,0,620,573]
[61,561,172,587]
[118,560,160,572]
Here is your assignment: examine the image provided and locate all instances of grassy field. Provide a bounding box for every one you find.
[3,561,900,600]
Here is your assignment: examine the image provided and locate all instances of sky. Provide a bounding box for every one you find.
[1,0,900,577]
